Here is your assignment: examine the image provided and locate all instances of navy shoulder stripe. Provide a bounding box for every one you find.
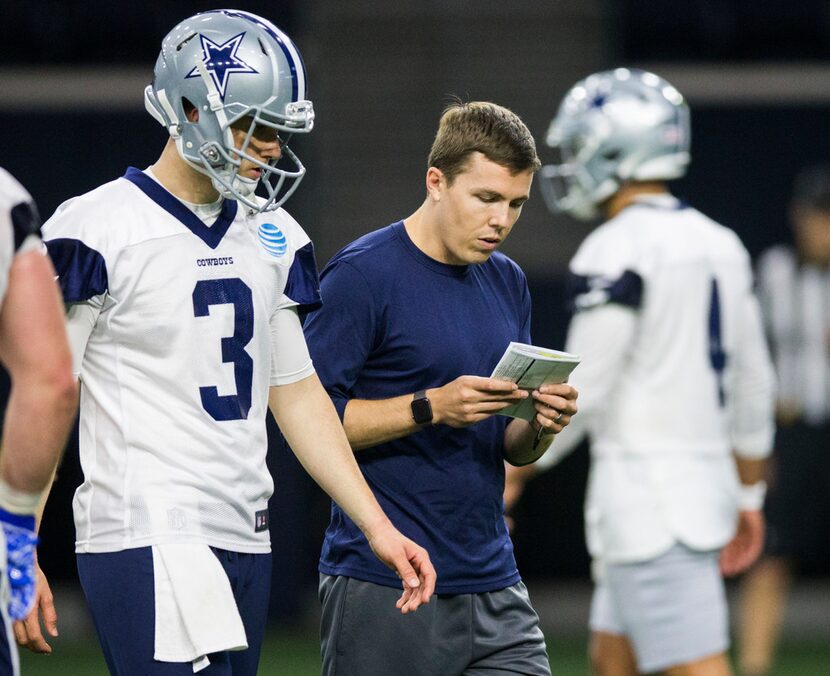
[285,241,322,315]
[45,238,108,302]
[10,201,41,251]
[566,269,643,313]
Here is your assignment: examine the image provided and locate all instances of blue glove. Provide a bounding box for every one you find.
[0,506,38,620]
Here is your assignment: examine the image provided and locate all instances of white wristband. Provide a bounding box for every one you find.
[738,480,767,511]
[0,477,40,515]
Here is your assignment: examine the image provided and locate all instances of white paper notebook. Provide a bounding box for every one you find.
[490,342,580,421]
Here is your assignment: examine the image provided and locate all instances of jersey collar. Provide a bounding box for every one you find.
[123,167,238,250]
[629,193,687,211]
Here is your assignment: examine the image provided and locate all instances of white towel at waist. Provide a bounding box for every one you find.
[152,544,248,673]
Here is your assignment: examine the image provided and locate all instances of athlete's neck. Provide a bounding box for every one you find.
[150,140,222,205]
[604,181,669,219]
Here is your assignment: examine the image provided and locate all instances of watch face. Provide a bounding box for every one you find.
[411,394,433,424]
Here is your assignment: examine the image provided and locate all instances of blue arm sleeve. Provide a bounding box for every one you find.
[302,259,376,421]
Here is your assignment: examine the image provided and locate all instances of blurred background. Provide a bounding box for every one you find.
[1,0,829,673]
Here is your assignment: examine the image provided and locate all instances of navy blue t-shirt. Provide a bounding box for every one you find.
[304,221,532,594]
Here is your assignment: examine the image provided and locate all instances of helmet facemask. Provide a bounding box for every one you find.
[192,100,313,212]
[540,125,619,221]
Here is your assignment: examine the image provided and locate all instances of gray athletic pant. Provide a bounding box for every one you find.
[319,574,551,675]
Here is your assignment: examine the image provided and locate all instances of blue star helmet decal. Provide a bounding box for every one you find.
[589,93,608,109]
[185,32,258,100]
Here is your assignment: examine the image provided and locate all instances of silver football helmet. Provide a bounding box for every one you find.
[541,68,690,220]
[144,9,314,212]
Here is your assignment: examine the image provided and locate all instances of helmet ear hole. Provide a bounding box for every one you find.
[181,98,199,122]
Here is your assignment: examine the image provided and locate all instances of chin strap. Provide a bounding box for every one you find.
[194,59,232,134]
[145,86,184,140]
[157,58,235,202]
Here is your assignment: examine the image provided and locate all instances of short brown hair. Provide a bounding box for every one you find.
[427,101,541,184]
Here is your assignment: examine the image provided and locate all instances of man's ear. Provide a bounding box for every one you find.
[426,166,445,202]
[184,98,200,123]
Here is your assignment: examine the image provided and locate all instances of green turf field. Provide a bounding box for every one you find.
[17,630,830,675]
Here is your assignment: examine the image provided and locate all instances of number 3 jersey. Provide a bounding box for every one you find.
[43,168,321,554]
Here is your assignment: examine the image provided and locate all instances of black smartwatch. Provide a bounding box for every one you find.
[411,389,433,425]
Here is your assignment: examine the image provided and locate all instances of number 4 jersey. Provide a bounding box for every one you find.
[43,167,321,554]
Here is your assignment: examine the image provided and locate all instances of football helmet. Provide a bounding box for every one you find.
[541,68,690,220]
[144,9,314,212]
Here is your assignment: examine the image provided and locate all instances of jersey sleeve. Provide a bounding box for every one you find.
[41,200,109,303]
[565,227,644,314]
[273,210,322,315]
[0,167,42,250]
[0,168,43,301]
[281,242,322,314]
[0,168,40,299]
[302,258,376,422]
[537,225,641,470]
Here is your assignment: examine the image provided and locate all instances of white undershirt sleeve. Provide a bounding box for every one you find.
[65,297,103,378]
[535,304,638,471]
[731,291,776,458]
[269,305,315,386]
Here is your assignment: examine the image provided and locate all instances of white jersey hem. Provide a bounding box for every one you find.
[75,535,271,555]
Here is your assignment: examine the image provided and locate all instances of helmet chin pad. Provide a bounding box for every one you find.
[214,173,258,201]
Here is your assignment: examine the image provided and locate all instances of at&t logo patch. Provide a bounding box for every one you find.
[258,222,287,257]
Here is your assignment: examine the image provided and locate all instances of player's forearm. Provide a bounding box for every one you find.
[269,375,397,537]
[0,251,78,493]
[342,395,426,450]
[733,455,768,514]
[734,456,766,486]
[0,379,77,494]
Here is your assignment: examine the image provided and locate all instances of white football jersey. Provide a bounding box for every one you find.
[0,167,41,303]
[542,194,775,563]
[43,168,320,554]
